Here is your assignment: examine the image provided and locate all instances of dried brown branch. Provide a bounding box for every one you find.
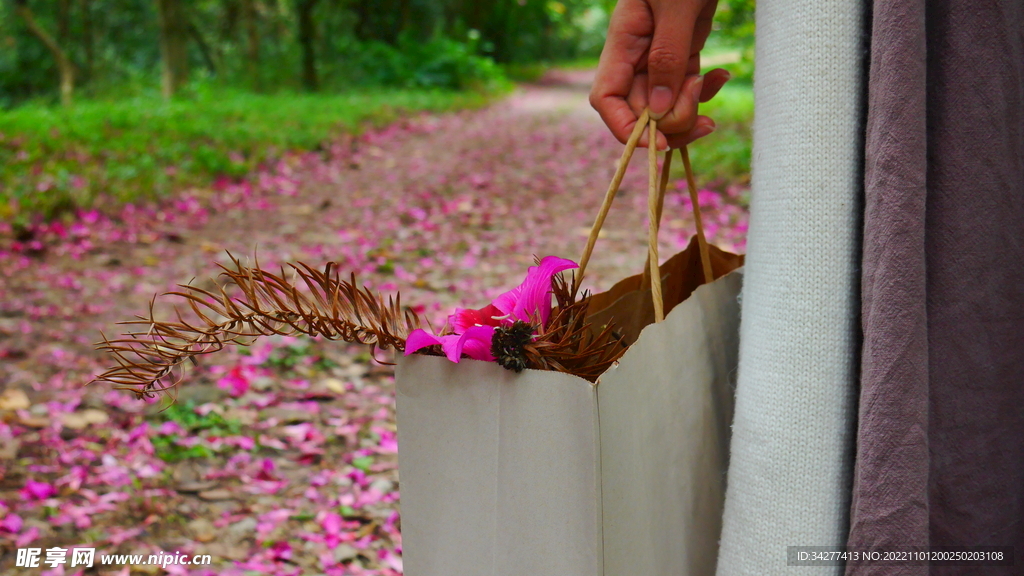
[92,253,421,400]
[520,271,629,382]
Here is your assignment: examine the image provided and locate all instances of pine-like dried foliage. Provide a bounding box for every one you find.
[518,271,629,382]
[92,253,421,400]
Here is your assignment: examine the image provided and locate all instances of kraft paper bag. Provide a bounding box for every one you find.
[395,262,743,576]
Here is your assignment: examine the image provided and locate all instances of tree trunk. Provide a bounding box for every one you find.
[353,0,370,41]
[80,0,94,85]
[243,0,261,90]
[155,0,189,99]
[220,0,240,43]
[14,0,75,106]
[398,0,410,39]
[188,19,218,74]
[297,0,319,92]
[57,0,71,44]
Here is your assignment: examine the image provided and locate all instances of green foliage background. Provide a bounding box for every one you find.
[0,0,619,105]
[0,0,754,221]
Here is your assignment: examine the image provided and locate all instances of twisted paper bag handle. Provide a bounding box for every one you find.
[574,109,715,323]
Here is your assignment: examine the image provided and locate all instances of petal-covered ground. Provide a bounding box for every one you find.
[0,70,748,575]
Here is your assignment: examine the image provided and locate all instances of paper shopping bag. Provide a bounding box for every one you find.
[395,264,742,576]
[396,113,745,576]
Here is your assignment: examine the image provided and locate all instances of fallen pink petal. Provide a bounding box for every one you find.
[20,480,58,500]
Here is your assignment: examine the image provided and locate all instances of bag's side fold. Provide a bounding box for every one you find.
[599,269,743,576]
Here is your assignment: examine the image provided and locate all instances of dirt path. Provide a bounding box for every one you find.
[0,71,747,574]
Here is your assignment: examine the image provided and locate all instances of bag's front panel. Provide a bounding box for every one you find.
[598,270,743,576]
[493,368,602,576]
[396,356,502,575]
[396,355,602,576]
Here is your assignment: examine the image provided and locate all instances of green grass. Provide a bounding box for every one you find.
[0,75,751,222]
[686,82,753,185]
[501,56,602,83]
[0,87,499,221]
[149,400,244,462]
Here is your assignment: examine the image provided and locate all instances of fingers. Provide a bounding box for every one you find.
[665,116,716,149]
[645,1,704,119]
[628,70,727,134]
[589,0,654,144]
[653,74,705,135]
[637,126,669,151]
[700,68,731,102]
[623,71,724,150]
[591,0,724,149]
[592,77,647,145]
[627,73,649,118]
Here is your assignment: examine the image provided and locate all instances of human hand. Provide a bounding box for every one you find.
[590,0,730,150]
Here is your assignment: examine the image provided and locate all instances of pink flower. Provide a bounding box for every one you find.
[269,541,293,561]
[216,365,250,397]
[405,325,496,363]
[484,256,578,328]
[449,303,503,333]
[20,480,57,500]
[157,421,184,435]
[405,256,577,363]
[0,513,23,533]
[322,511,343,549]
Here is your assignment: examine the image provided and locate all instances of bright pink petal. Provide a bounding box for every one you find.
[322,512,342,536]
[450,303,503,333]
[511,256,578,327]
[438,335,462,362]
[404,329,444,355]
[458,325,496,361]
[0,513,22,533]
[20,480,57,500]
[491,285,522,317]
[440,326,495,362]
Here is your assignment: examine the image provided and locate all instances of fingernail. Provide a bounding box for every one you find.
[690,124,715,141]
[649,86,673,119]
[689,75,705,104]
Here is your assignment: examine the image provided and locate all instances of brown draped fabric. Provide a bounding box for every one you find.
[847,0,1024,574]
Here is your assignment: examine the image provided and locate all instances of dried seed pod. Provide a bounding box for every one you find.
[491,320,535,373]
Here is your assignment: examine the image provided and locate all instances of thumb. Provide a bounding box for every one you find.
[646,2,703,120]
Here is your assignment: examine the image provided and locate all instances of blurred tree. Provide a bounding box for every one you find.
[0,0,640,105]
[297,0,319,91]
[155,0,188,98]
[79,0,94,85]
[188,11,218,74]
[243,0,260,89]
[714,0,755,45]
[12,0,76,105]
